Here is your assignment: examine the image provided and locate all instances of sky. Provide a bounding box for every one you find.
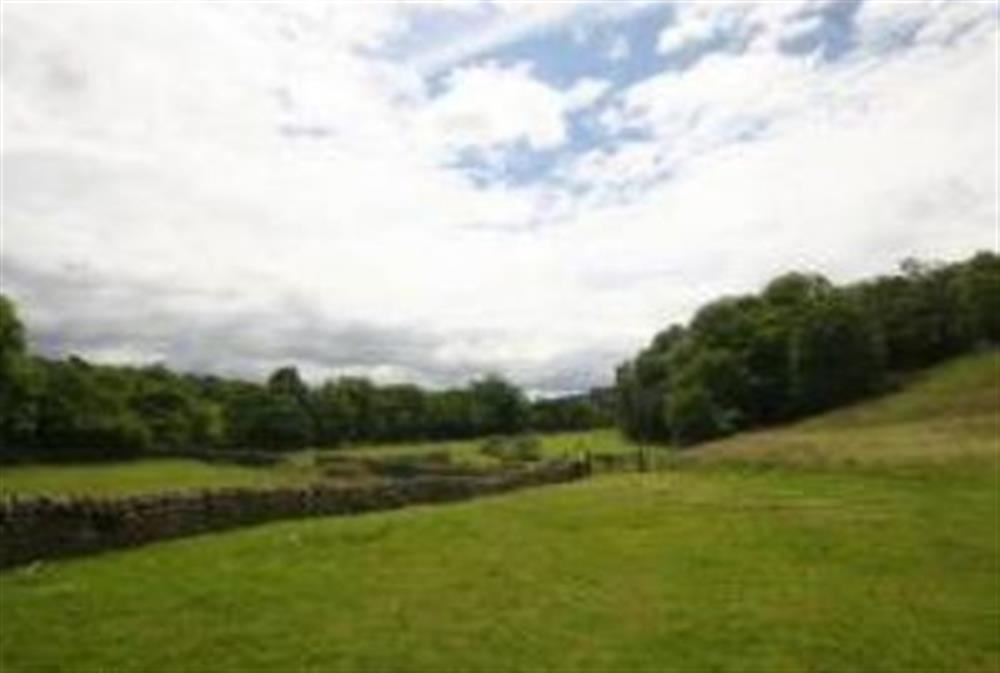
[1,1,997,395]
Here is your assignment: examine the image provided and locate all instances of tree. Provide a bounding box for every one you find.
[762,272,833,308]
[0,295,42,450]
[0,294,26,355]
[313,380,353,446]
[689,296,760,351]
[788,292,885,414]
[470,375,528,435]
[666,381,726,446]
[424,389,476,440]
[375,384,427,441]
[855,260,970,371]
[338,377,378,441]
[529,390,611,433]
[616,254,994,448]
[226,386,311,451]
[615,325,688,442]
[268,366,309,401]
[133,385,196,448]
[740,305,793,423]
[35,357,151,458]
[615,360,668,441]
[956,251,1000,344]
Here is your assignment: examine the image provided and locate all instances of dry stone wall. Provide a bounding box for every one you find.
[0,461,586,569]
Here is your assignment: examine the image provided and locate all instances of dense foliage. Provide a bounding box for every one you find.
[0,296,611,459]
[617,251,999,445]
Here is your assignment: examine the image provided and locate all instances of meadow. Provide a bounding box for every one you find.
[0,458,320,498]
[0,353,996,672]
[0,429,631,498]
[333,428,631,464]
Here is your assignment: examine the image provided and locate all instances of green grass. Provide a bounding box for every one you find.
[1,468,994,672]
[0,459,318,498]
[533,428,634,459]
[0,430,631,498]
[340,428,633,460]
[300,428,633,468]
[1,352,997,672]
[684,351,999,470]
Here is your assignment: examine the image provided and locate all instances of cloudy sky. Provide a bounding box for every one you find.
[1,1,996,394]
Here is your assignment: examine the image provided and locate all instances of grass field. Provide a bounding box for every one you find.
[0,458,319,498]
[0,429,633,498]
[0,353,997,672]
[333,428,632,462]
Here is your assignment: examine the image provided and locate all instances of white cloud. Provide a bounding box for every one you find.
[0,3,617,388]
[406,3,583,75]
[420,62,567,151]
[576,1,996,198]
[564,77,611,111]
[417,62,608,155]
[655,1,813,56]
[1,1,996,392]
[553,1,996,333]
[406,2,653,74]
[655,1,869,58]
[854,0,996,51]
[657,4,723,55]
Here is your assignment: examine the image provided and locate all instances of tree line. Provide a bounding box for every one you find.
[0,297,612,459]
[616,251,1000,446]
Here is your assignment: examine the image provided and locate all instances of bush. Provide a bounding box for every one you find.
[479,436,505,458]
[320,458,372,480]
[421,450,453,465]
[480,434,542,463]
[511,434,542,461]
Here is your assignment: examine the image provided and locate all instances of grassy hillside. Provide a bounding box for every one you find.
[1,352,996,672]
[684,351,998,469]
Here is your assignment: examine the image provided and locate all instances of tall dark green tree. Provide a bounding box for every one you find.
[616,252,997,447]
[470,375,528,435]
[35,357,151,457]
[956,252,1000,343]
[0,295,41,450]
[788,292,885,414]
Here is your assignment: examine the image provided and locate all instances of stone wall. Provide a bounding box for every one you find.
[0,461,585,569]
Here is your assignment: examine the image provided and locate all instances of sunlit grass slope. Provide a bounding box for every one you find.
[0,352,996,672]
[685,350,998,468]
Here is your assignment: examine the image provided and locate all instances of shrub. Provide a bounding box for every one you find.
[321,459,371,480]
[511,434,542,461]
[421,450,453,464]
[480,434,541,463]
